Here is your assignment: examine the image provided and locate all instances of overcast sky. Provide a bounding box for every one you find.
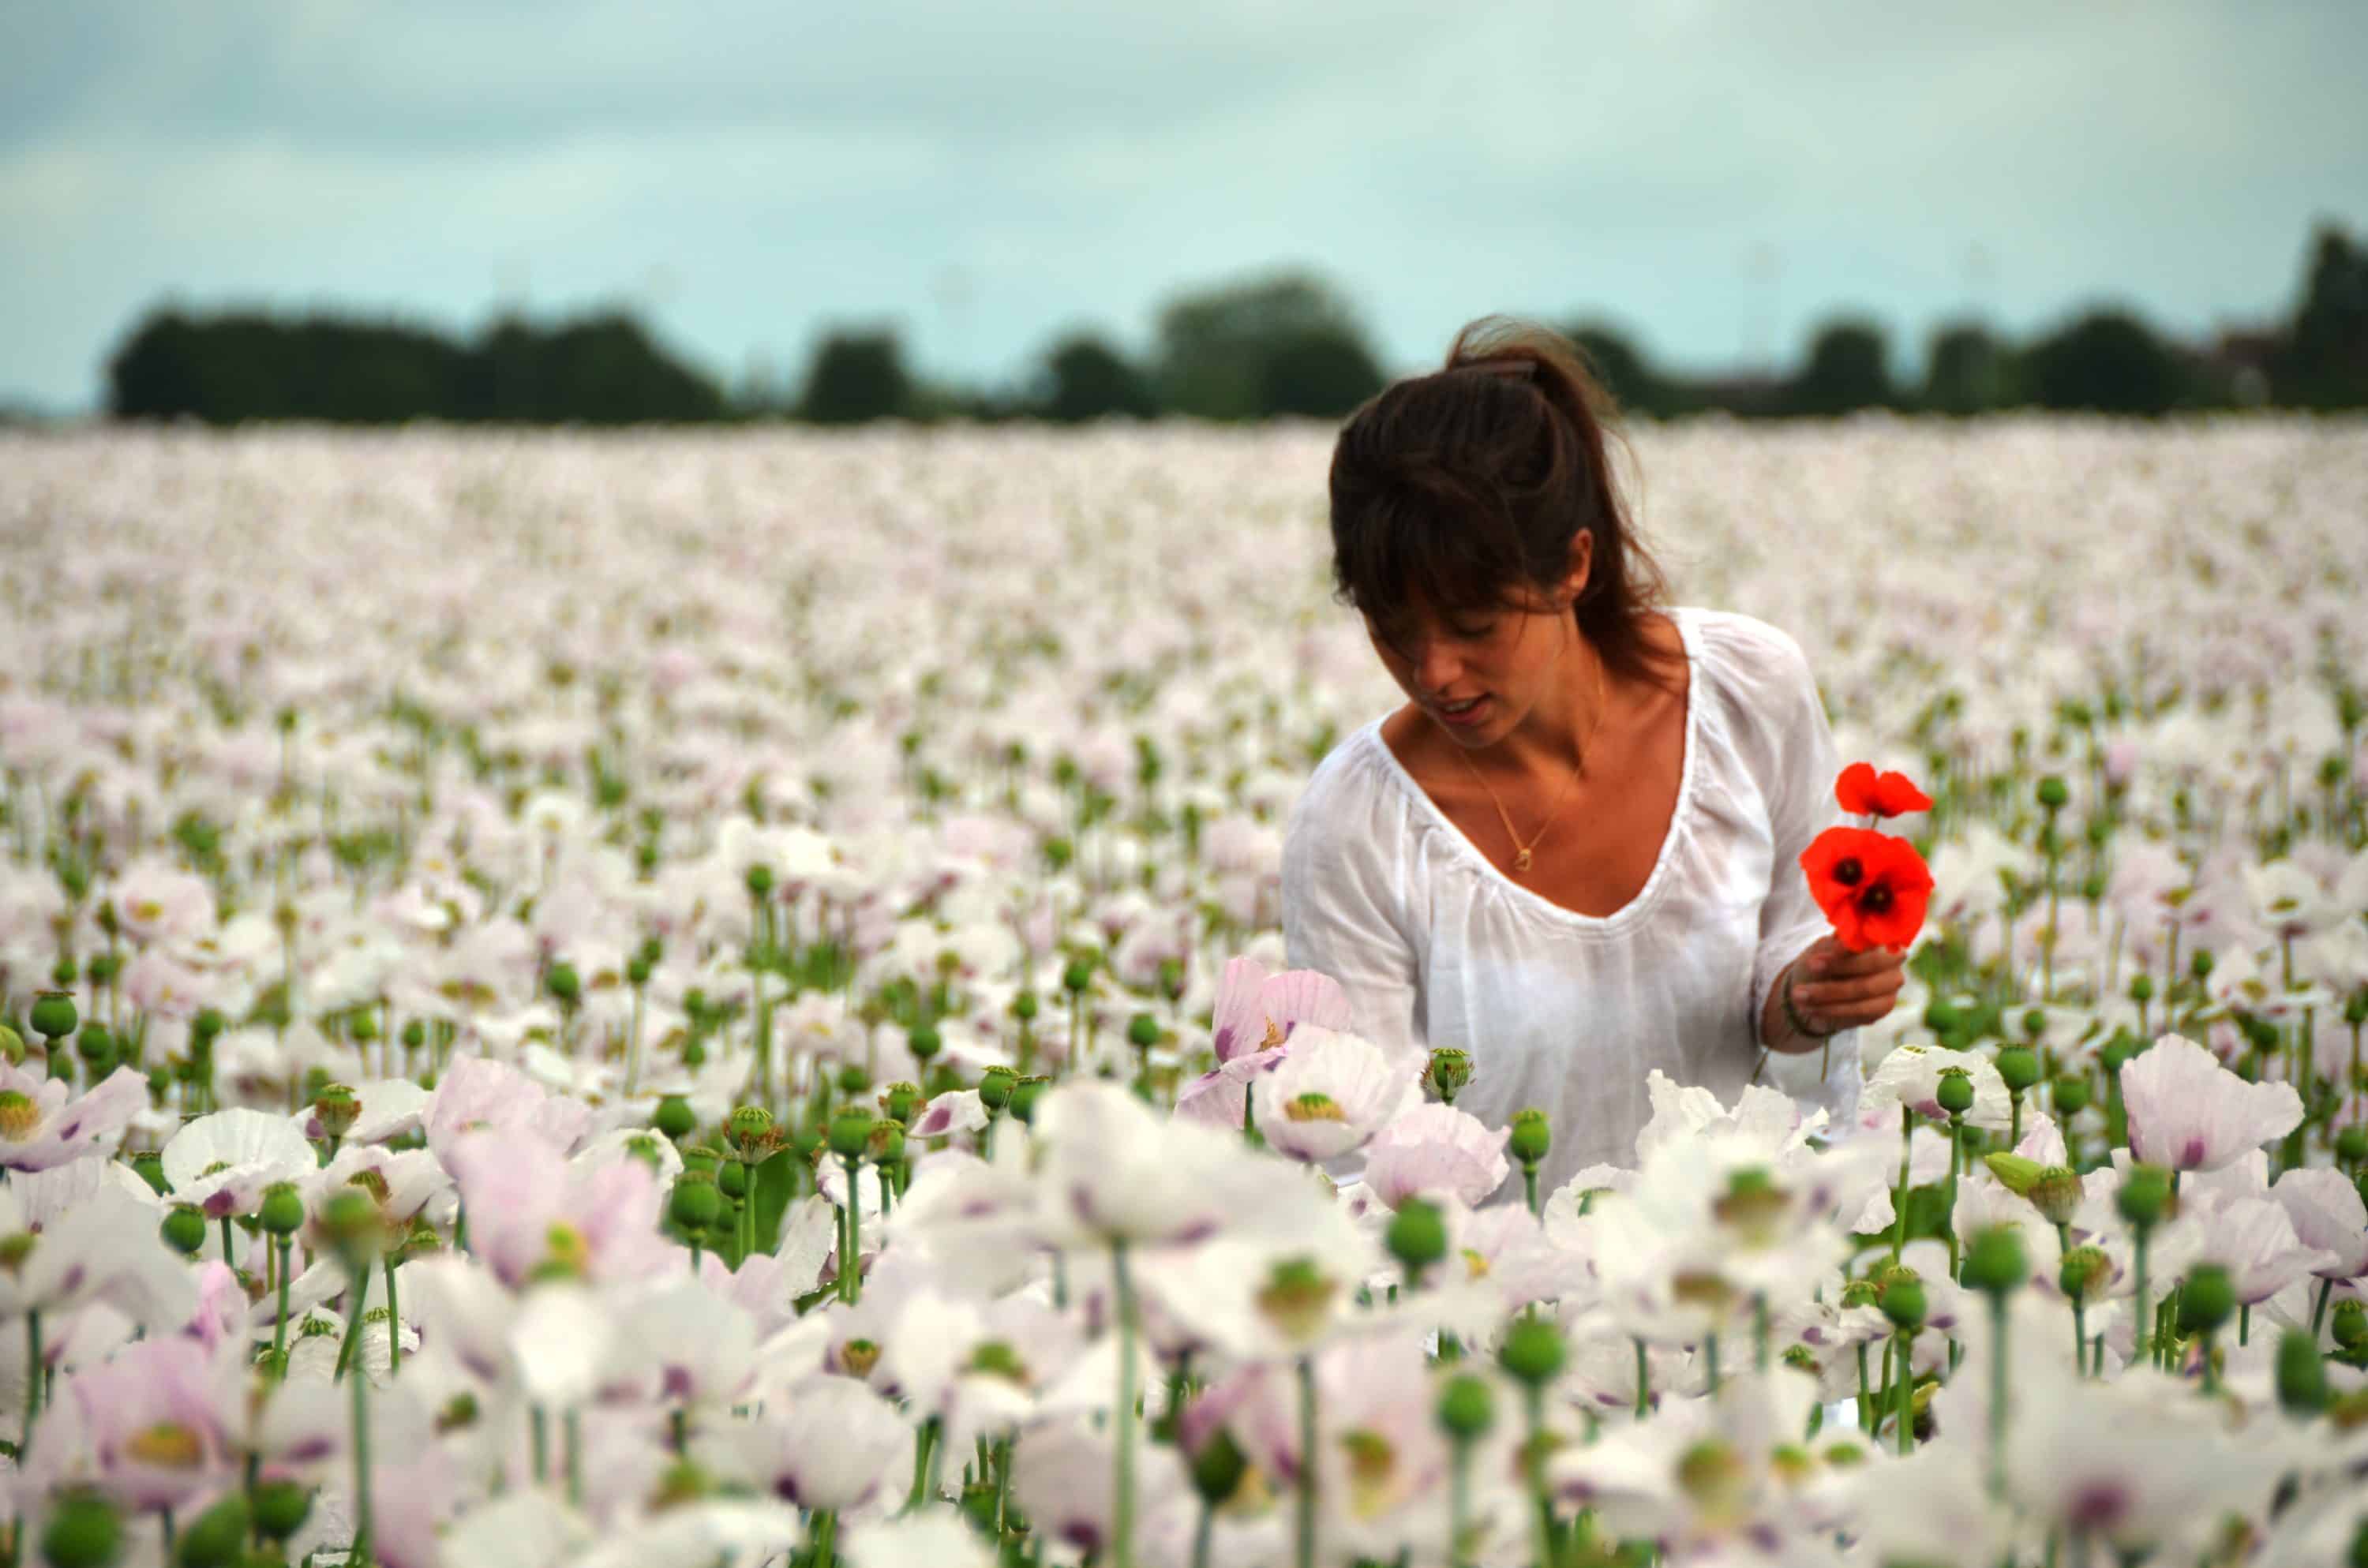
[4,0,2362,412]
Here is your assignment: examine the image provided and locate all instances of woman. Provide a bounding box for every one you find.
[1281,316,1905,1203]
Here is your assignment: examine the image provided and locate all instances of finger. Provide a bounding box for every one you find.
[1814,946,1898,979]
[1794,971,1905,1009]
[1815,994,1899,1031]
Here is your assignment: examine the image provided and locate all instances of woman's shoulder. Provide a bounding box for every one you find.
[1680,604,1812,678]
[1286,717,1392,829]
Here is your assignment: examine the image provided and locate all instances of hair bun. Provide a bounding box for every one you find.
[1452,357,1537,381]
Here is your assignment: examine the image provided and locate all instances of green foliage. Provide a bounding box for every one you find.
[1152,270,1384,421]
[799,328,913,425]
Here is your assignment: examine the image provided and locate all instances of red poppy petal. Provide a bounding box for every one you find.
[1873,770,1935,817]
[1834,762,1880,816]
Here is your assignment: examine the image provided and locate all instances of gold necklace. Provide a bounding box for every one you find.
[1448,651,1609,875]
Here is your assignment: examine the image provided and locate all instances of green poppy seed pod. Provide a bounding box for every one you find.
[174,1488,249,1568]
[1013,989,1040,1023]
[1062,958,1094,995]
[2036,776,2069,810]
[1920,998,1960,1036]
[74,1023,114,1063]
[669,1172,723,1231]
[2116,1165,2172,1230]
[1995,1046,2040,1094]
[1497,1316,1566,1387]
[313,1083,361,1140]
[623,1134,665,1171]
[2176,1265,2236,1336]
[2276,1328,2332,1416]
[40,1489,122,1568]
[2029,1166,2085,1228]
[2021,1008,2048,1041]
[653,1095,697,1142]
[0,1023,21,1065]
[625,954,653,987]
[716,1160,747,1199]
[545,963,581,1005]
[1385,1197,1449,1276]
[995,1075,1043,1125]
[132,1151,167,1196]
[161,1204,209,1257]
[28,990,77,1042]
[1879,1275,1928,1330]
[727,1104,776,1158]
[1508,1108,1551,1167]
[1935,1068,1975,1117]
[867,1118,906,1166]
[2332,1299,2367,1353]
[2346,990,2368,1028]
[2098,1039,2135,1078]
[1159,957,1187,1001]
[788,1128,823,1166]
[880,1081,923,1124]
[1961,1226,2029,1296]
[744,863,774,898]
[906,1024,942,1065]
[2127,973,2155,1005]
[49,954,77,989]
[978,1065,1018,1112]
[320,1189,384,1270]
[2335,1126,2368,1166]
[837,1063,871,1096]
[399,1017,426,1050]
[1126,1012,1160,1050]
[1423,1048,1474,1102]
[258,1181,305,1238]
[249,1480,313,1543]
[680,1144,722,1177]
[828,1106,874,1161]
[1436,1372,1496,1440]
[2189,949,2214,980]
[1188,1424,1249,1504]
[2051,1075,2092,1117]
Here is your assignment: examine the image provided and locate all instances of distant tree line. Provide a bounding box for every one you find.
[89,219,2368,427]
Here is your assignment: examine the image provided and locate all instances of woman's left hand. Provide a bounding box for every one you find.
[1787,934,1908,1035]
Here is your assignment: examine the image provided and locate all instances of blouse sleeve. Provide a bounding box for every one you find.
[1280,757,1429,1081]
[1741,625,1864,1115]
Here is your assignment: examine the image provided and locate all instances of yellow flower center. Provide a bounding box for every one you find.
[125,1423,206,1468]
[840,1339,882,1379]
[0,1092,39,1141]
[1339,1429,1398,1518]
[1284,1093,1344,1123]
[1254,1259,1339,1344]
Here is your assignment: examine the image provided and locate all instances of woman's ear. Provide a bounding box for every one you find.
[1559,532,1594,607]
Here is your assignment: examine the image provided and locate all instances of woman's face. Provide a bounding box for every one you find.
[1363,582,1575,747]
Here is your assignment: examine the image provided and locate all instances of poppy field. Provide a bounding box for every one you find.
[0,414,2365,1568]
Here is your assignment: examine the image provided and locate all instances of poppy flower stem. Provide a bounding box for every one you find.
[1891,1107,1913,1263]
[1297,1354,1319,1568]
[1112,1239,1137,1568]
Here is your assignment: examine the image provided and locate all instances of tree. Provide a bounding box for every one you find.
[2272,220,2368,409]
[1789,317,1894,415]
[799,328,913,425]
[1152,271,1383,421]
[1921,321,2012,415]
[1561,320,1665,417]
[1034,331,1157,422]
[2021,306,2186,415]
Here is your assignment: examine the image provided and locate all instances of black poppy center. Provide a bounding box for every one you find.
[1832,857,1863,887]
[1861,883,1894,914]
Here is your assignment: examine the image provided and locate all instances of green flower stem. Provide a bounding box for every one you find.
[1296,1354,1319,1568]
[1986,1293,2009,1499]
[564,1409,583,1506]
[21,1309,41,1459]
[220,1216,235,1270]
[1946,1113,1965,1278]
[841,1156,863,1304]
[1193,1499,1215,1568]
[2071,1300,2086,1378]
[1754,1296,1770,1374]
[1112,1240,1137,1568]
[1894,1330,1916,1454]
[1705,1334,1721,1395]
[1448,1435,1474,1568]
[1523,1383,1553,1568]
[2130,1231,2150,1375]
[809,1510,837,1568]
[1855,1342,1871,1432]
[2310,1278,2333,1337]
[1633,1339,1650,1420]
[334,1267,371,1382]
[1891,1107,1913,1262]
[903,1416,942,1513]
[381,1257,401,1375]
[347,1281,374,1567]
[274,1239,294,1367]
[879,1166,895,1222]
[1523,1162,1540,1219]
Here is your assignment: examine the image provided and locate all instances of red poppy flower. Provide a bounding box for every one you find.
[1800,826,1934,952]
[1834,762,1933,819]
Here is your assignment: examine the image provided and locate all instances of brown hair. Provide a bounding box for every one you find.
[1325,314,1681,697]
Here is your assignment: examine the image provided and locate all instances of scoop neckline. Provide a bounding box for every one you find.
[1360,605,1702,934]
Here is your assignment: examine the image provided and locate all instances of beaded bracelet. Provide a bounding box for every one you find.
[1780,961,1843,1042]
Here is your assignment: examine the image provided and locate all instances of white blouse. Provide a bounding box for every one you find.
[1280,604,1863,1203]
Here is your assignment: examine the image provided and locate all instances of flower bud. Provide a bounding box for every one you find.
[2176,1265,2235,1336]
[2051,1074,2091,1116]
[881,1081,924,1124]
[717,1160,747,1199]
[176,1489,249,1568]
[312,1083,361,1140]
[1012,990,1040,1023]
[545,962,581,1005]
[28,990,77,1042]
[1423,1048,1474,1102]
[669,1171,723,1231]
[40,1489,122,1568]
[2057,1245,2110,1304]
[1995,1046,2040,1093]
[1126,1012,1160,1050]
[978,1065,1018,1112]
[1961,1226,2029,1296]
[1508,1108,1550,1167]
[1062,959,1093,995]
[249,1479,313,1542]
[727,1104,777,1159]
[2332,1299,2366,1353]
[400,1017,426,1051]
[828,1106,874,1161]
[161,1204,208,1256]
[744,863,774,898]
[259,1181,305,1237]
[625,953,653,986]
[2127,974,2154,1005]
[2116,1164,2172,1229]
[2276,1327,2332,1415]
[2335,1125,2368,1166]
[623,1134,666,1171]
[837,1063,871,1095]
[1008,1076,1047,1125]
[906,1024,942,1064]
[1436,1372,1496,1440]
[2036,776,2068,810]
[1497,1316,1566,1387]
[1385,1198,1449,1277]
[319,1189,384,1270]
[0,1024,21,1065]
[74,1025,115,1073]
[1879,1275,1927,1330]
[654,1095,697,1142]
[1935,1068,1975,1117]
[1188,1424,1248,1504]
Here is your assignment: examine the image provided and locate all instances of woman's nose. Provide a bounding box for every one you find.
[1414,642,1463,694]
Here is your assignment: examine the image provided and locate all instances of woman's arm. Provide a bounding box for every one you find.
[1280,788,1427,1079]
[1748,630,1853,1057]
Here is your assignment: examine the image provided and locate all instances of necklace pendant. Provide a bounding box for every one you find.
[1513,848,1532,873]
